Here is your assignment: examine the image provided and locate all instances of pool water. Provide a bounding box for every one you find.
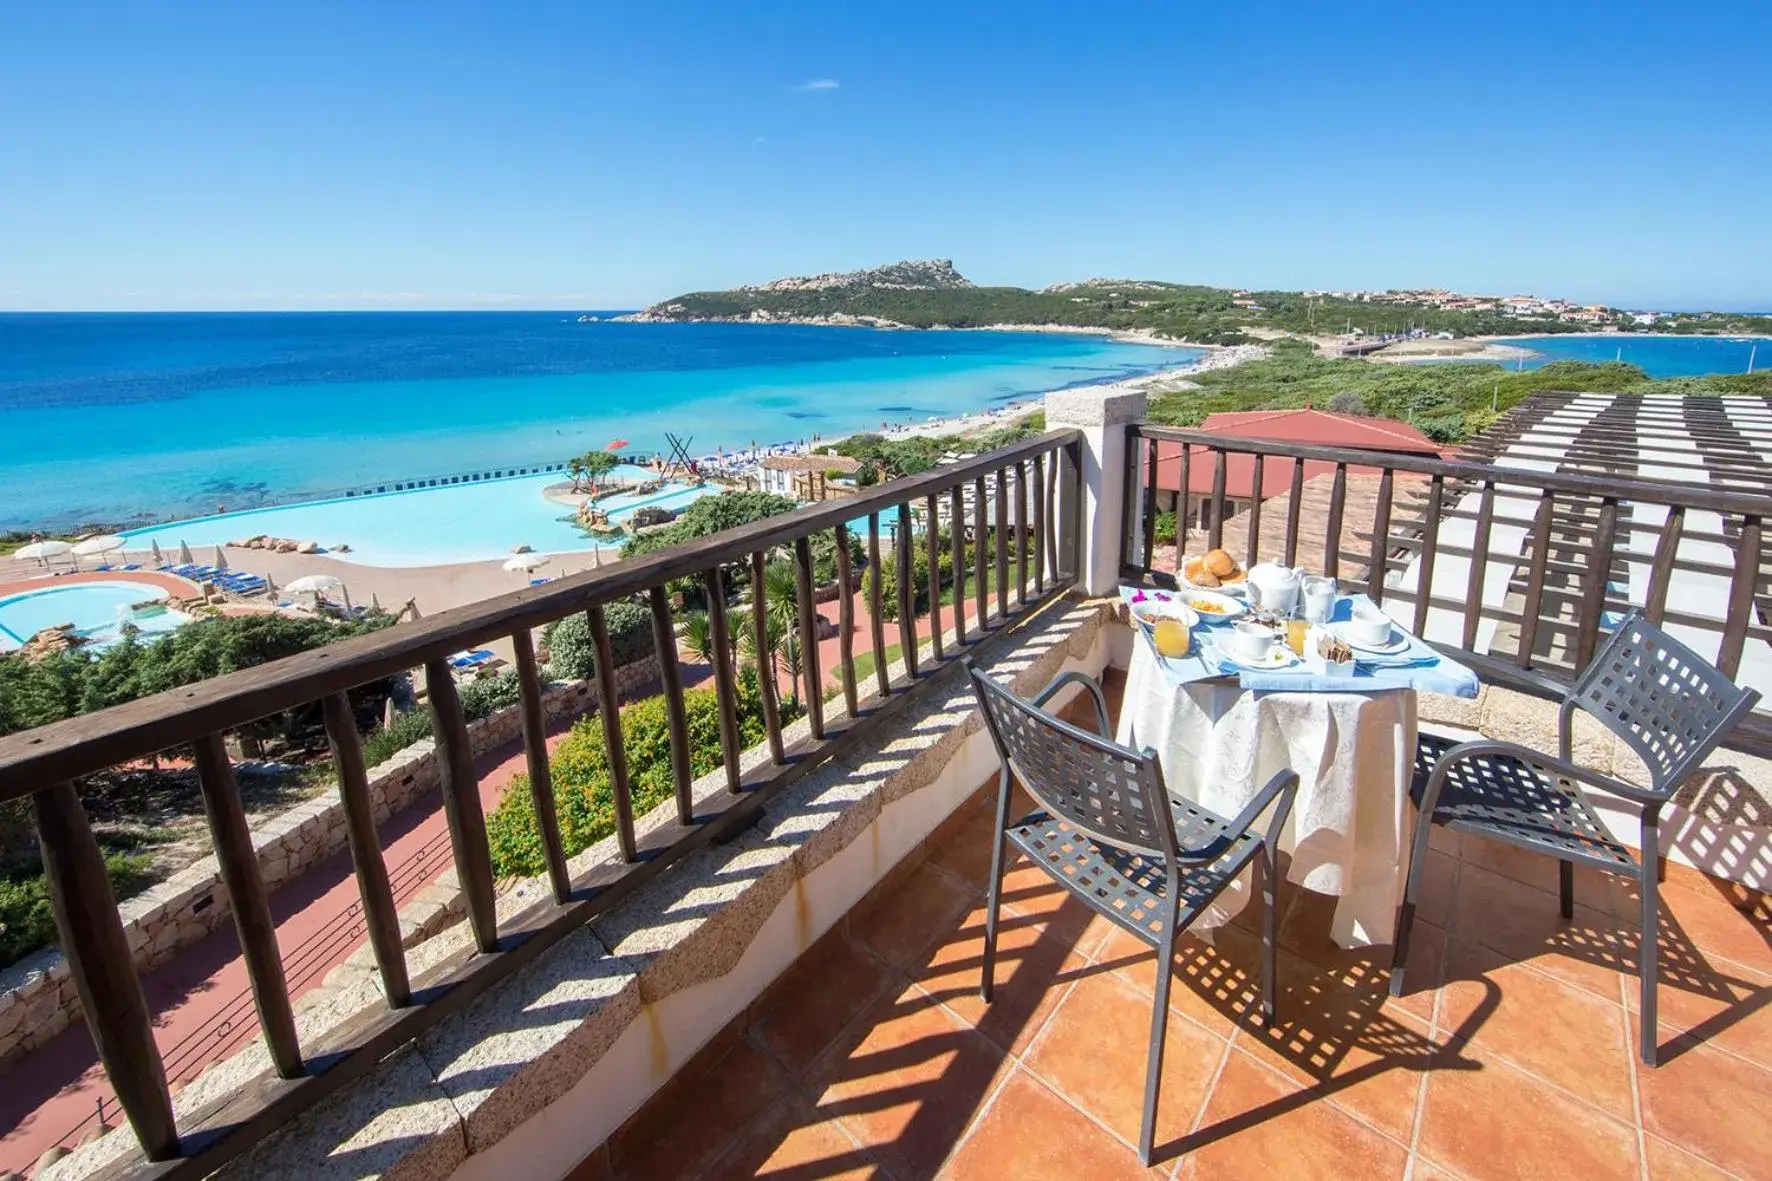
[0,581,189,652]
[120,474,716,567]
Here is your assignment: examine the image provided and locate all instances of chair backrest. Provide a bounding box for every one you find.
[968,664,1179,861]
[1568,612,1762,797]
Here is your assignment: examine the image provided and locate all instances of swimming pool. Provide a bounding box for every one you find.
[120,473,717,567]
[0,581,189,652]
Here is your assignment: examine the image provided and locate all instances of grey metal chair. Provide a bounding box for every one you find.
[967,660,1298,1165]
[1388,611,1759,1065]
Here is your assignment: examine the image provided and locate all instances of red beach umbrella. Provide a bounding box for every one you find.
[605,439,629,451]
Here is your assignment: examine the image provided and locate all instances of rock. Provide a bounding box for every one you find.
[511,544,532,553]
[275,541,298,553]
[296,540,319,554]
[333,543,351,553]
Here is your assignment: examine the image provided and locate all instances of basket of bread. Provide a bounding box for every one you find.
[1181,548,1246,590]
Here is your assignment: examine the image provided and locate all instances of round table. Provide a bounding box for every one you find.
[1115,638,1418,948]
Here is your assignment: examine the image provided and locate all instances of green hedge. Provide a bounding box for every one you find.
[487,667,799,879]
[541,601,655,680]
[1,847,155,968]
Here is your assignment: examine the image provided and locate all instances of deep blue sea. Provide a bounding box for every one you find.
[0,313,1190,531]
[1492,333,1769,377]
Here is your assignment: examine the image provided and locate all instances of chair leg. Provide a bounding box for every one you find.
[1257,847,1277,1025]
[1388,812,1440,998]
[1639,832,1661,1067]
[1140,922,1176,1167]
[980,771,1014,1004]
[1559,859,1574,920]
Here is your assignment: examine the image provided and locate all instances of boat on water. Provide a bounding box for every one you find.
[576,313,600,322]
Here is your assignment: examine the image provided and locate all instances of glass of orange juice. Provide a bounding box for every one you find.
[1153,616,1191,658]
[1286,618,1310,657]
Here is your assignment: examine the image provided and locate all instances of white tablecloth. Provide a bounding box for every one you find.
[1116,638,1417,948]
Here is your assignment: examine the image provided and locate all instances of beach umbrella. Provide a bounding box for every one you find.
[72,535,125,559]
[405,598,423,621]
[212,546,229,571]
[503,552,551,574]
[606,439,629,451]
[13,539,73,568]
[177,540,194,566]
[371,592,382,612]
[150,540,164,567]
[263,573,277,597]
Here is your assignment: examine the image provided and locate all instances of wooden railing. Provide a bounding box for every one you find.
[1120,423,1772,750]
[0,430,1083,1179]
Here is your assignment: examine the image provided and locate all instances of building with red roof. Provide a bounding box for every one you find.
[1148,408,1443,531]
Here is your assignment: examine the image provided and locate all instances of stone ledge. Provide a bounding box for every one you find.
[42,596,1113,1181]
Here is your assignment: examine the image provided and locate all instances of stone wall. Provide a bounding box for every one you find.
[0,653,658,1068]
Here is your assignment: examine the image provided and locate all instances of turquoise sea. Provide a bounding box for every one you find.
[1493,333,1769,376]
[0,313,1191,536]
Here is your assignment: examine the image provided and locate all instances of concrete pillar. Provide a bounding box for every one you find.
[1044,385,1147,596]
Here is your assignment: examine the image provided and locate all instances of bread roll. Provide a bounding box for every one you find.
[1204,548,1236,578]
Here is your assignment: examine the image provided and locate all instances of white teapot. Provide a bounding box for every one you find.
[1246,561,1304,615]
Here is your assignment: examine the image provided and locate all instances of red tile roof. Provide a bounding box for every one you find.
[1149,410,1439,499]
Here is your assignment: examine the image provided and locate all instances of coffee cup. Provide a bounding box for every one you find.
[1225,620,1273,662]
[1350,604,1393,647]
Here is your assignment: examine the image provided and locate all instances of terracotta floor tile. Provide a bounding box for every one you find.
[1023,970,1226,1152]
[1416,1053,1639,1181]
[702,1100,885,1181]
[912,902,1089,1055]
[1232,959,1440,1143]
[755,928,901,1078]
[1095,923,1265,1040]
[1624,950,1772,1069]
[1635,1024,1772,1180]
[810,981,1009,1179]
[1642,1135,1737,1181]
[1450,862,1636,1001]
[1455,836,1617,912]
[1177,1050,1409,1181]
[1434,940,1636,1119]
[925,794,1001,889]
[1653,877,1772,970]
[849,860,979,972]
[610,1040,795,1181]
[942,1068,1163,1180]
[993,853,1101,942]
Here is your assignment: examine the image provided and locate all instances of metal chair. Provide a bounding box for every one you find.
[967,661,1298,1165]
[1388,612,1759,1065]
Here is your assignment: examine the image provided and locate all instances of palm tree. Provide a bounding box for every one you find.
[681,610,715,665]
[566,456,587,493]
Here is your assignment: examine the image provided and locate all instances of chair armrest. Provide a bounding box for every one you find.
[1174,769,1300,863]
[1032,671,1111,737]
[1424,738,1667,809]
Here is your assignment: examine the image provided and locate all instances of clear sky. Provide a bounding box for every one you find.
[3,1,1768,312]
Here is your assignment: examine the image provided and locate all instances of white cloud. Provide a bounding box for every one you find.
[792,78,840,92]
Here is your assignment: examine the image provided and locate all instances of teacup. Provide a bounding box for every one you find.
[1350,604,1393,647]
[1224,620,1274,662]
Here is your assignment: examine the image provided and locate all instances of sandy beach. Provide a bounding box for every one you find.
[1364,338,1537,364]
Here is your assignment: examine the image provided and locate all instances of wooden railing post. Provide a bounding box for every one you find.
[1718,513,1762,680]
[585,605,639,859]
[994,469,1010,620]
[649,586,698,818]
[193,734,302,1078]
[1517,490,1556,667]
[834,526,861,715]
[1284,457,1305,567]
[321,693,411,1007]
[1139,438,1158,575]
[1120,424,1141,573]
[795,535,825,737]
[1644,505,1686,627]
[1064,438,1085,583]
[1461,481,1496,652]
[1177,442,1192,556]
[511,629,572,902]
[1324,462,1349,580]
[1246,453,1265,569]
[1366,467,1394,600]
[748,551,787,764]
[1573,496,1620,669]
[1411,475,1444,638]
[425,660,499,953]
[925,493,945,662]
[1208,450,1228,553]
[705,566,745,791]
[1031,453,1047,597]
[897,502,920,679]
[1015,459,1030,608]
[866,514,892,695]
[974,474,991,626]
[34,781,180,1160]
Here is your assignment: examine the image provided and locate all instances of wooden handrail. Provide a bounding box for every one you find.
[0,429,1080,794]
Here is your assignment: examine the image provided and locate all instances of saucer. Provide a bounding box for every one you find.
[1331,620,1411,656]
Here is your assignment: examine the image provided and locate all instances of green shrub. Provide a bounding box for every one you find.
[458,668,523,721]
[1,848,154,968]
[541,600,654,680]
[1153,511,1178,545]
[486,670,801,879]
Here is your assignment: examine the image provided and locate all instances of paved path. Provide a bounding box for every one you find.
[0,718,576,1174]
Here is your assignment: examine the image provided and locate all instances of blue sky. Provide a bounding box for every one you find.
[2,1,1768,311]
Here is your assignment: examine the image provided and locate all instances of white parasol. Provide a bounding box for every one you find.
[503,552,551,573]
[212,546,229,572]
[13,540,73,568]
